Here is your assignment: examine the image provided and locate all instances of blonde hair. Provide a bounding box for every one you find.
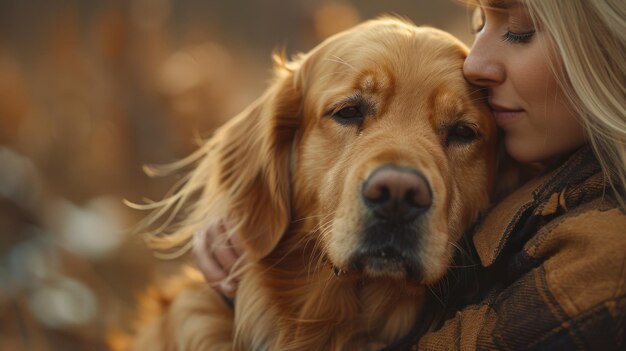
[522,0,626,206]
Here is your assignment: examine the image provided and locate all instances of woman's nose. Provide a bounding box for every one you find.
[463,34,505,87]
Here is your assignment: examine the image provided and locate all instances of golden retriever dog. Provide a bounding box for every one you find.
[132,17,498,351]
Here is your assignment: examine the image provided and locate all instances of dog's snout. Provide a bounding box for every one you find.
[362,166,432,221]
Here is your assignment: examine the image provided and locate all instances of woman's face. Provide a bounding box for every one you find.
[463,0,586,164]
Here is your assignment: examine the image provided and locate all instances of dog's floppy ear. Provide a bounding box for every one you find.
[212,57,301,259]
[136,54,302,261]
[182,55,302,261]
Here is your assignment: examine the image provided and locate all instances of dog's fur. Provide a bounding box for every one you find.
[133,18,500,350]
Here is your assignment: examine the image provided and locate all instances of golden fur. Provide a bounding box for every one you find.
[131,17,500,350]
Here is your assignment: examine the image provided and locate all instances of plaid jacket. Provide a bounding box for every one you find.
[418,146,626,350]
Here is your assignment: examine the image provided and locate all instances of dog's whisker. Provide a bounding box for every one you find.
[310,234,329,275]
[292,213,326,223]
[449,241,473,262]
[324,54,358,73]
[426,284,446,308]
[304,234,326,280]
[314,70,353,84]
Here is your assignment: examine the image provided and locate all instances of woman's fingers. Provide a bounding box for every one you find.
[212,233,241,274]
[193,220,244,298]
[193,224,227,283]
[229,229,245,256]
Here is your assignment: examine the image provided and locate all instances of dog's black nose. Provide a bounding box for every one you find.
[362,165,432,222]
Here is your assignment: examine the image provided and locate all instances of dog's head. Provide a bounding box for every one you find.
[148,18,497,285]
[290,19,496,284]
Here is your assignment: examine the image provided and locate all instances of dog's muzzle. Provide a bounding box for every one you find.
[349,165,433,280]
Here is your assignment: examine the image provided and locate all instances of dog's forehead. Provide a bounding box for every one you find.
[302,23,468,94]
[301,22,469,122]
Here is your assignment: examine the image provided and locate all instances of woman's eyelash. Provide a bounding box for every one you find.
[501,30,535,44]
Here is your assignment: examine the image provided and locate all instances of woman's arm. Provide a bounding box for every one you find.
[419,205,626,350]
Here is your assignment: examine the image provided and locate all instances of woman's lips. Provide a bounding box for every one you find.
[490,103,524,126]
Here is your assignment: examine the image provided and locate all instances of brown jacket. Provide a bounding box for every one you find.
[419,146,626,350]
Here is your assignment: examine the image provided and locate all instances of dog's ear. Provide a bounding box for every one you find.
[135,54,302,261]
[181,55,302,260]
[218,62,301,259]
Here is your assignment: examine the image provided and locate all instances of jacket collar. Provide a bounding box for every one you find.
[473,145,604,267]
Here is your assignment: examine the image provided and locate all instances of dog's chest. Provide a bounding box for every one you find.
[235,266,425,350]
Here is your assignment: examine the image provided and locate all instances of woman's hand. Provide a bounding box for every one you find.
[193,220,244,298]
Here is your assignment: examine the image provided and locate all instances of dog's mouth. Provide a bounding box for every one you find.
[330,221,423,281]
[354,246,420,280]
[331,246,421,281]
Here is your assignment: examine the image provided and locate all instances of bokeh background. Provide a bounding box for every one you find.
[0,1,473,350]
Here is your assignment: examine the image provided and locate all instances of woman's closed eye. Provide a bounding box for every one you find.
[503,5,536,44]
[471,3,536,45]
[501,30,535,44]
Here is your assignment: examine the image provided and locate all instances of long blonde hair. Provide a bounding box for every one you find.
[523,0,626,206]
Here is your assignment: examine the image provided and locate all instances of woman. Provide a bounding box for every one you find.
[418,0,626,348]
[195,0,626,348]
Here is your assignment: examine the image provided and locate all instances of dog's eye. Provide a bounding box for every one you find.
[333,106,364,124]
[448,124,479,144]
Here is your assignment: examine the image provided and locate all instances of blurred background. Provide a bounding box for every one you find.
[0,1,472,349]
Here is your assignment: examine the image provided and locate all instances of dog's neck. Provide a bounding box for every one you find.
[235,220,426,350]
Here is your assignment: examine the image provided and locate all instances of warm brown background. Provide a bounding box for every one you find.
[0,1,472,350]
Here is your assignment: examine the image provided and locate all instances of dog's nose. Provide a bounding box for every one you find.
[362,166,432,221]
